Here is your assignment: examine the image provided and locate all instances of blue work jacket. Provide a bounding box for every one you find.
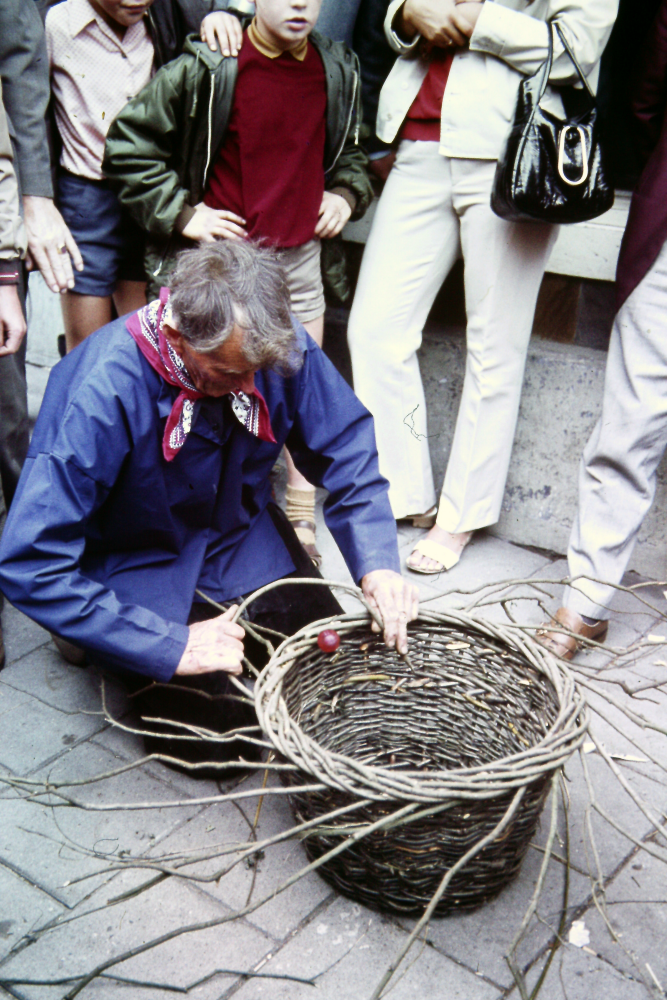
[0,317,399,681]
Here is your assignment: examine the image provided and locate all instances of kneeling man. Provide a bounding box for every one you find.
[0,242,417,768]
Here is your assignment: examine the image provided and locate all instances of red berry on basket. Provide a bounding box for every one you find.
[317,629,340,653]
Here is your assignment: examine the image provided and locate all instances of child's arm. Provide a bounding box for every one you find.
[103,57,202,240]
[315,190,353,239]
[326,137,373,227]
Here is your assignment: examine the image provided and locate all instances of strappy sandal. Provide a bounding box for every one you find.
[406,538,462,574]
[290,519,322,568]
[406,530,473,575]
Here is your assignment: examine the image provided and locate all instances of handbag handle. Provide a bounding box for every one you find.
[532,21,595,107]
[553,21,595,100]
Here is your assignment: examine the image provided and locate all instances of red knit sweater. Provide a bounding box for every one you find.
[204,33,326,248]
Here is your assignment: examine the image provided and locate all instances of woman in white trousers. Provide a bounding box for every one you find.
[347,0,618,573]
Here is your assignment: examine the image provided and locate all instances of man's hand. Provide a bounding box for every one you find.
[200,11,243,56]
[315,191,352,239]
[451,1,483,37]
[23,196,84,294]
[400,0,467,48]
[175,605,245,676]
[0,284,27,356]
[361,570,419,655]
[181,203,248,242]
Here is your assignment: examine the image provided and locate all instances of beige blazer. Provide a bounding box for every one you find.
[377,0,619,160]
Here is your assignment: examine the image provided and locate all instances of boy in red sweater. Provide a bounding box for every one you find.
[105,0,372,562]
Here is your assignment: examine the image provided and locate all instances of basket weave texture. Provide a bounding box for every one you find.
[255,608,587,916]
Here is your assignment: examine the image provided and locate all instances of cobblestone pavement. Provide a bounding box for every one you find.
[1,313,666,1000]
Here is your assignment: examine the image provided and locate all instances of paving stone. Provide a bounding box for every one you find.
[518,939,650,1000]
[0,603,51,667]
[0,741,205,907]
[557,750,652,884]
[232,895,501,1000]
[0,681,106,775]
[1,646,128,720]
[0,864,64,961]
[90,716,256,800]
[0,874,272,1000]
[399,839,592,989]
[598,570,667,623]
[579,845,667,992]
[150,774,333,939]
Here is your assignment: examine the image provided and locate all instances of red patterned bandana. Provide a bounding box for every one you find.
[126,288,276,462]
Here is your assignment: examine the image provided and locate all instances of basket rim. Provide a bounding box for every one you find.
[255,608,588,803]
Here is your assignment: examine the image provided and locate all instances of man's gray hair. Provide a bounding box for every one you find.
[169,241,302,374]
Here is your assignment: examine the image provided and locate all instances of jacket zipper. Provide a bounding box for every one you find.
[327,66,358,173]
[203,70,215,186]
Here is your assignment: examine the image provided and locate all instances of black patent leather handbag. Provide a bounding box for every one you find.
[491,21,614,224]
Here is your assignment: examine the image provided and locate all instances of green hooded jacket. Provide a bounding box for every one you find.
[103,30,372,297]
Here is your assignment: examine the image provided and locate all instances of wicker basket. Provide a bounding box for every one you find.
[255,596,587,917]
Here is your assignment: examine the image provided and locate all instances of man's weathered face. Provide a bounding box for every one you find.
[255,0,323,49]
[164,323,257,398]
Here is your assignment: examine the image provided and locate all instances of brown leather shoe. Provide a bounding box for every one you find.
[536,607,608,660]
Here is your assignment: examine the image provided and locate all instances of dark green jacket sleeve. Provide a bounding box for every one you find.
[328,137,373,221]
[103,56,197,240]
[0,0,53,198]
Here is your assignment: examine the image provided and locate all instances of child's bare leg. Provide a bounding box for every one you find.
[113,279,147,317]
[301,314,324,347]
[61,293,113,352]
[285,314,324,563]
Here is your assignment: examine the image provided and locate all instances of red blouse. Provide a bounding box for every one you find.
[401,48,454,142]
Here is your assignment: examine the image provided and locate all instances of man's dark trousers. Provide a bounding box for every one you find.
[131,504,343,776]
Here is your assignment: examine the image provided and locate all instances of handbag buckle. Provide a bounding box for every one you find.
[557,125,589,186]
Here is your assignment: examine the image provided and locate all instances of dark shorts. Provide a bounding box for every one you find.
[57,170,146,297]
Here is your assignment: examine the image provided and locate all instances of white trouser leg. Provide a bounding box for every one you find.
[436,160,558,533]
[347,141,461,518]
[564,240,667,620]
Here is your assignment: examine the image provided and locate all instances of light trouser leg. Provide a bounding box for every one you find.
[564,241,667,620]
[348,141,461,518]
[436,160,558,533]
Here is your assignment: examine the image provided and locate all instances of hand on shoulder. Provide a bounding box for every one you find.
[200,10,244,57]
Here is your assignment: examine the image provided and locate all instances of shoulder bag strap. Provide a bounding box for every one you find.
[553,20,596,99]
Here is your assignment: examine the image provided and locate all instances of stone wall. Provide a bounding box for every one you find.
[420,326,667,580]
